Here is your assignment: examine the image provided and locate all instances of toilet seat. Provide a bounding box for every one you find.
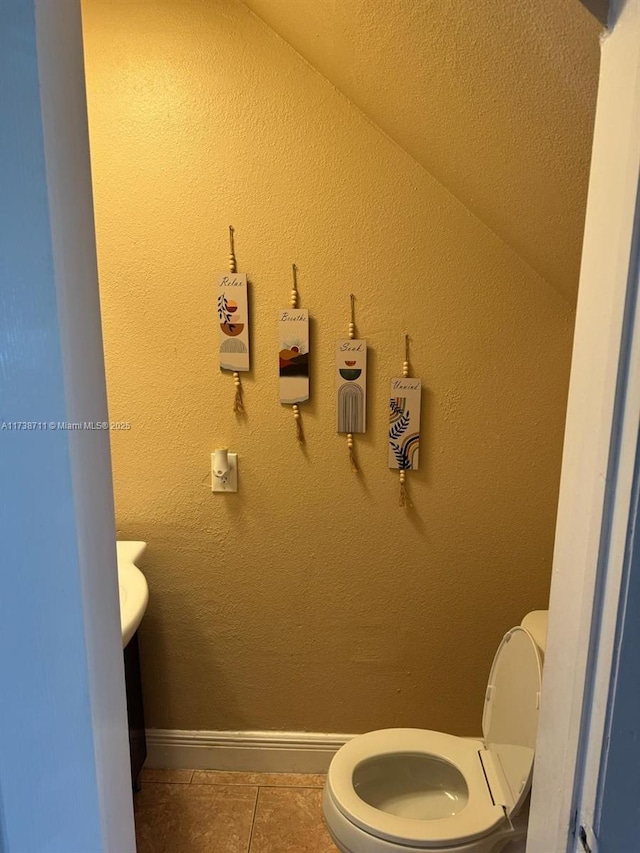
[327,728,506,847]
[324,620,545,852]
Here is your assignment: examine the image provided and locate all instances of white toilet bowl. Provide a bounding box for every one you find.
[323,611,548,853]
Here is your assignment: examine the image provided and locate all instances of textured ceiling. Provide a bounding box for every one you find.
[240,0,601,303]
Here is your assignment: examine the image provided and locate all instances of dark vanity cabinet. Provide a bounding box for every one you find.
[124,631,147,789]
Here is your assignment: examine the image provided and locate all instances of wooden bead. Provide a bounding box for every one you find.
[293,405,300,418]
[399,470,406,482]
[347,433,354,447]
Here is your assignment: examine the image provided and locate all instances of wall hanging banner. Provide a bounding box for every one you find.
[217,272,250,372]
[336,339,367,434]
[388,378,421,470]
[278,308,309,404]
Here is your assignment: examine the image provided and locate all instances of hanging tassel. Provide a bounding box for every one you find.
[347,433,358,473]
[233,371,244,414]
[399,470,408,507]
[293,404,304,443]
[347,437,359,473]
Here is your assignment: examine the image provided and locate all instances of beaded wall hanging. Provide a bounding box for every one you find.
[388,335,421,507]
[336,294,367,472]
[279,264,309,443]
[217,226,249,413]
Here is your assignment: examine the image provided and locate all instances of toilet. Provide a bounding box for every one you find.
[323,611,548,853]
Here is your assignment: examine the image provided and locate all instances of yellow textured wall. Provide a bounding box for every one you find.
[242,0,601,304]
[82,0,578,735]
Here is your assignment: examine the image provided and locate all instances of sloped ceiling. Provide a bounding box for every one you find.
[241,0,601,303]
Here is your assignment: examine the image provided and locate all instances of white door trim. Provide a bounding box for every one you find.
[572,177,640,853]
[526,2,640,851]
[35,1,137,850]
[1,1,135,850]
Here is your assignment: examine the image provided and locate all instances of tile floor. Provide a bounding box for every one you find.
[135,768,340,853]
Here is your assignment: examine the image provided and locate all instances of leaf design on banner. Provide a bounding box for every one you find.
[390,399,404,417]
[390,441,411,469]
[218,293,235,331]
[389,409,410,440]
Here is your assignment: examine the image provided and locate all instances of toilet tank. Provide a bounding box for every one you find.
[521,610,549,657]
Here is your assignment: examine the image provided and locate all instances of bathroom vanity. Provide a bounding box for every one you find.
[116,541,150,789]
[124,631,146,789]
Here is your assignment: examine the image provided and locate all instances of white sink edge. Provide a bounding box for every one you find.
[116,540,149,648]
[116,540,148,566]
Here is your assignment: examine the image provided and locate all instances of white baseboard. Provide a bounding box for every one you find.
[145,730,355,774]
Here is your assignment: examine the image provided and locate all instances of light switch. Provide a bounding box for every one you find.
[211,451,238,493]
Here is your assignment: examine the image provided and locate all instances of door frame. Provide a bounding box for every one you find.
[1,1,136,850]
[526,1,640,850]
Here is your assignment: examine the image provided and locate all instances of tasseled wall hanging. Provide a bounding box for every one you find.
[388,335,421,507]
[336,294,367,472]
[278,264,309,443]
[217,226,249,414]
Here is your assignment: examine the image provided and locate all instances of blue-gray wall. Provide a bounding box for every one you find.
[0,1,132,849]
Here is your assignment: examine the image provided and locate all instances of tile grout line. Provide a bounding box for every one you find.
[188,782,323,789]
[246,786,260,853]
[260,784,323,789]
[187,771,325,789]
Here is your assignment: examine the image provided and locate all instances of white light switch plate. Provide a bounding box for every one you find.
[211,452,238,492]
